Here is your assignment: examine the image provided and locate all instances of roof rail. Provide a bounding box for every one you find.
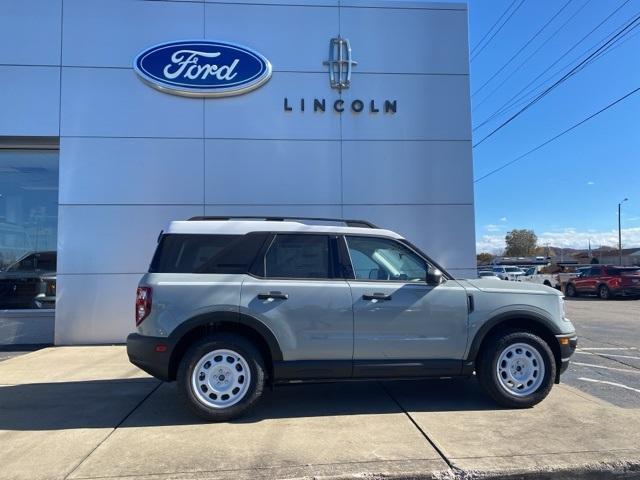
[187,216,378,229]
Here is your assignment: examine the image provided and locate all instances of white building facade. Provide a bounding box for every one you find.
[0,0,474,345]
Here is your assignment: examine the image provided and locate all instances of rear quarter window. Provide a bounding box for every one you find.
[149,233,268,274]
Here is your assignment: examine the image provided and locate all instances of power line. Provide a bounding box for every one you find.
[472,0,574,98]
[470,0,518,56]
[472,11,640,148]
[475,11,640,132]
[471,0,526,62]
[474,86,640,183]
[473,0,632,132]
[473,0,592,111]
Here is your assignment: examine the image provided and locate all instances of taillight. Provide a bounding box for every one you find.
[135,286,152,326]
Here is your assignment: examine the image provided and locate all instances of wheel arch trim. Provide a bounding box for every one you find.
[167,311,283,380]
[466,310,561,363]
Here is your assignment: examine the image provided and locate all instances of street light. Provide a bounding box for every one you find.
[618,198,628,265]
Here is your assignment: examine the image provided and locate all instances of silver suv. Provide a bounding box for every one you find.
[127,217,577,421]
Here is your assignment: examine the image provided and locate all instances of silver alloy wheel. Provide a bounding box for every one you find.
[191,349,251,409]
[496,342,545,397]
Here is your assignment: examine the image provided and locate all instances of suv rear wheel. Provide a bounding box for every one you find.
[565,283,577,297]
[477,331,556,408]
[177,334,265,422]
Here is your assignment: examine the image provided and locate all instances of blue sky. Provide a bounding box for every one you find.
[466,0,640,252]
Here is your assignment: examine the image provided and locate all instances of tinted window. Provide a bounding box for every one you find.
[264,234,331,279]
[607,267,640,275]
[590,267,603,276]
[150,233,267,273]
[345,236,427,281]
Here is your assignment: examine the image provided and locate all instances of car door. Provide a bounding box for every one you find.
[579,266,602,293]
[342,235,469,378]
[240,233,353,379]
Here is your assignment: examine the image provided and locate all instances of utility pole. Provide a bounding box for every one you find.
[619,198,628,266]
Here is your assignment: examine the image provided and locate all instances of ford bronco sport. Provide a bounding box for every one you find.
[127,217,577,421]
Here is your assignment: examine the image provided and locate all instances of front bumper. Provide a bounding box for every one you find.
[556,333,578,376]
[126,333,173,381]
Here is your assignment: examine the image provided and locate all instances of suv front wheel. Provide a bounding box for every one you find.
[177,334,266,422]
[477,331,556,408]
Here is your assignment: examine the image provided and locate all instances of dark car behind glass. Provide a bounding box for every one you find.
[0,251,56,309]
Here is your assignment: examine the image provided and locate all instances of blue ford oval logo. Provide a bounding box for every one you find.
[134,40,272,97]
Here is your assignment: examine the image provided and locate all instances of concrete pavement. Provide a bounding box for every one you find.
[1,346,639,480]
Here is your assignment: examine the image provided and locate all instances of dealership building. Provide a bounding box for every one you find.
[0,0,474,345]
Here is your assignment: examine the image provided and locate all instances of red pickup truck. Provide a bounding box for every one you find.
[565,265,640,299]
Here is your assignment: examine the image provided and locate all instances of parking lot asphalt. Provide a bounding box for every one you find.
[563,297,640,408]
[1,301,640,480]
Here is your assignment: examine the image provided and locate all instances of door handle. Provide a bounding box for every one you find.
[363,293,392,301]
[257,291,289,300]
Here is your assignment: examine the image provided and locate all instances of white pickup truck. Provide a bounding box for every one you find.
[517,267,560,289]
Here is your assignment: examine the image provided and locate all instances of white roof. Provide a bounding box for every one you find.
[166,220,404,239]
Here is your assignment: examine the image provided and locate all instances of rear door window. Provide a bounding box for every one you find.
[263,234,333,279]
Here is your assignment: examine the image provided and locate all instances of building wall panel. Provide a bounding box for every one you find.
[340,6,469,74]
[62,0,203,68]
[0,66,60,136]
[55,274,142,345]
[341,140,473,205]
[60,67,204,138]
[59,137,204,205]
[205,3,338,72]
[204,139,341,205]
[0,0,62,66]
[57,205,202,275]
[204,73,340,139]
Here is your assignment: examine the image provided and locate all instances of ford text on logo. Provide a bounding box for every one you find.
[133,40,272,97]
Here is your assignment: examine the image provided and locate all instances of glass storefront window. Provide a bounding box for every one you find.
[0,149,58,309]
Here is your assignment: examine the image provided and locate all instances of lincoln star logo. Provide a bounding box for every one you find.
[323,37,357,91]
[134,40,272,97]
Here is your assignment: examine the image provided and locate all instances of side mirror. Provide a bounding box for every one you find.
[426,267,443,285]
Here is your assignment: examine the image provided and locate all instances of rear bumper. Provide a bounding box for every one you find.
[557,333,578,375]
[614,286,640,297]
[126,333,172,381]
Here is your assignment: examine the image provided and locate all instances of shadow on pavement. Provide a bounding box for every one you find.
[0,377,499,430]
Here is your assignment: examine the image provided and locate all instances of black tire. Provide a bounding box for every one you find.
[598,284,611,300]
[476,331,556,408]
[565,283,577,297]
[543,280,552,287]
[177,333,266,422]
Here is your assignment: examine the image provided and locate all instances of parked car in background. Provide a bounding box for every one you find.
[565,265,640,299]
[492,265,526,281]
[127,217,577,421]
[0,251,57,309]
[478,270,501,280]
[518,266,560,289]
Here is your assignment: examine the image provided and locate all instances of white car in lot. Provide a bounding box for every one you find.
[518,267,560,289]
[478,270,501,280]
[492,266,526,281]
